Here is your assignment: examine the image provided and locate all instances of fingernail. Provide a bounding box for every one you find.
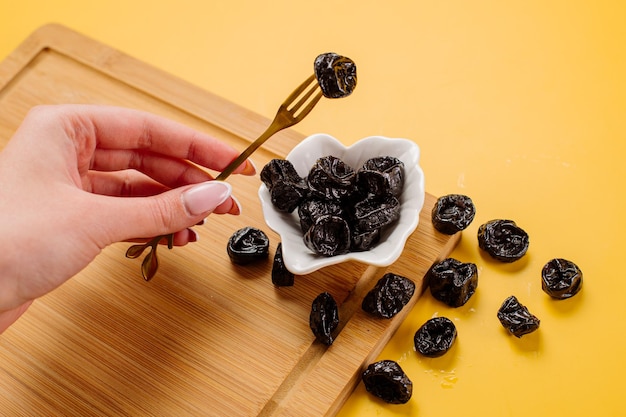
[188,228,199,243]
[182,182,232,216]
[240,159,257,176]
[228,195,242,215]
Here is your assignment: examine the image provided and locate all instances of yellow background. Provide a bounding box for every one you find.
[2,1,625,416]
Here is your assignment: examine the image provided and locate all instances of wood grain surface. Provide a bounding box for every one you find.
[0,24,459,416]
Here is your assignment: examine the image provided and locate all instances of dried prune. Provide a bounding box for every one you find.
[477,219,529,262]
[309,292,339,345]
[541,258,583,299]
[227,227,270,264]
[362,360,413,404]
[362,273,416,319]
[431,194,476,235]
[314,52,357,99]
[414,317,457,357]
[427,258,478,307]
[354,195,400,232]
[357,156,405,198]
[303,215,351,256]
[497,295,540,337]
[307,156,356,203]
[260,159,309,213]
[351,227,380,252]
[297,198,345,235]
[271,243,294,286]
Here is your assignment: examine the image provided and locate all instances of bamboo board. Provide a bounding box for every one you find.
[0,24,459,416]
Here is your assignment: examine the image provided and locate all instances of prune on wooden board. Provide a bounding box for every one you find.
[354,195,400,232]
[541,258,583,299]
[431,194,476,235]
[427,258,478,307]
[303,215,351,257]
[477,219,529,262]
[414,317,457,358]
[227,227,270,264]
[314,52,357,99]
[260,159,309,213]
[309,292,339,345]
[271,243,294,286]
[362,360,413,404]
[362,273,416,319]
[307,156,356,203]
[497,295,540,338]
[357,156,405,198]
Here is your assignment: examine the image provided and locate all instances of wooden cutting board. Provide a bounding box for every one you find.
[0,24,459,416]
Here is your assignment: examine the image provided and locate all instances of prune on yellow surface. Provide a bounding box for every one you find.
[541,258,583,299]
[357,156,405,198]
[477,219,529,262]
[307,156,356,203]
[309,292,339,345]
[497,295,540,337]
[303,215,351,256]
[227,227,270,264]
[362,273,416,319]
[271,243,294,286]
[354,195,400,232]
[427,258,478,307]
[314,52,357,99]
[431,194,476,235]
[414,317,457,357]
[362,360,413,404]
[260,159,309,213]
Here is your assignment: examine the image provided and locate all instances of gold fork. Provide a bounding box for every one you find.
[126,74,324,281]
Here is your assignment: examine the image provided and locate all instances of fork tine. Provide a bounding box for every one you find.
[288,80,321,114]
[283,74,317,104]
[292,90,323,121]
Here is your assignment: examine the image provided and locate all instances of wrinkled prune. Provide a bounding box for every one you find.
[362,360,413,404]
[432,194,476,235]
[414,317,457,357]
[314,52,357,99]
[260,159,309,213]
[303,215,351,256]
[227,227,270,264]
[541,258,583,299]
[309,292,339,345]
[477,219,529,262]
[271,243,294,286]
[350,227,380,252]
[357,156,405,198]
[362,273,416,319]
[307,156,356,203]
[497,295,540,337]
[354,195,400,232]
[298,198,345,235]
[427,258,478,307]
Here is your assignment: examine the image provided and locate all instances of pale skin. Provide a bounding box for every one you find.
[0,104,256,332]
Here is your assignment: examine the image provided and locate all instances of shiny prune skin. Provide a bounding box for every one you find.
[362,360,412,404]
[271,243,294,287]
[314,52,357,99]
[362,273,416,319]
[541,258,583,299]
[227,227,270,264]
[497,295,540,338]
[309,292,339,345]
[351,227,380,252]
[303,215,351,257]
[357,156,405,198]
[414,317,457,358]
[307,156,356,203]
[354,195,400,232]
[427,258,478,307]
[260,159,309,213]
[432,194,476,235]
[297,198,345,235]
[477,219,529,262]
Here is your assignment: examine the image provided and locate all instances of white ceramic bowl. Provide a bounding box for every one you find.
[258,133,425,275]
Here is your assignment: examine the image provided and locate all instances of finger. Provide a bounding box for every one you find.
[83,170,170,197]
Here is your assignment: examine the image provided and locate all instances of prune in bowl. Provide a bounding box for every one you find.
[259,134,425,275]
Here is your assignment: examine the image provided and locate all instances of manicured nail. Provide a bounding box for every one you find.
[182,182,232,216]
[188,228,199,243]
[240,159,257,176]
[227,195,242,215]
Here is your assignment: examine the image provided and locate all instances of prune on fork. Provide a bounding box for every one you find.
[271,243,294,287]
[477,219,529,262]
[309,292,339,345]
[303,215,351,256]
[354,195,400,232]
[362,360,413,404]
[362,273,416,319]
[541,258,583,299]
[357,156,405,198]
[314,52,357,99]
[497,295,540,338]
[431,194,476,235]
[260,159,309,213]
[427,258,478,307]
[414,317,457,358]
[297,198,345,235]
[227,227,270,265]
[307,156,356,203]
